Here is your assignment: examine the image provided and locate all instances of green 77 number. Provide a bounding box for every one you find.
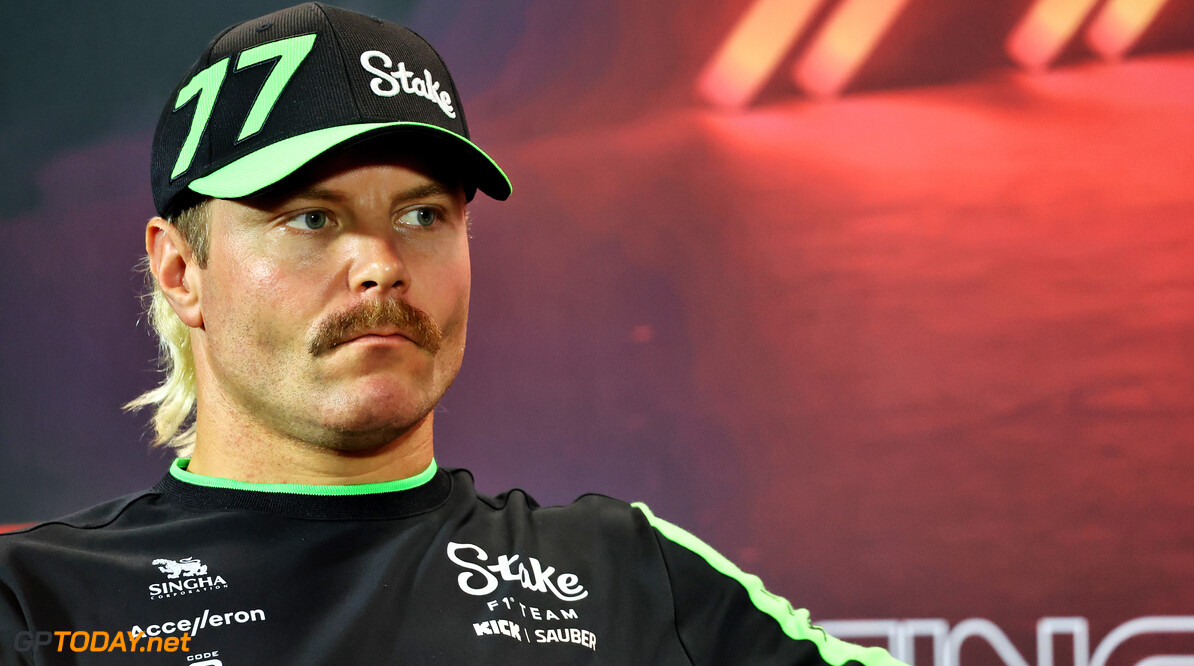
[170,34,317,180]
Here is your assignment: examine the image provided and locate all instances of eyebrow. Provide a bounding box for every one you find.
[286,182,455,205]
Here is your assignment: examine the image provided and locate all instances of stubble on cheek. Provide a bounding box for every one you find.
[201,252,311,408]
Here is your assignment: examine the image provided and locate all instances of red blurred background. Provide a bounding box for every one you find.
[3,1,1193,663]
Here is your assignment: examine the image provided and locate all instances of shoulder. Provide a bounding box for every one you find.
[452,469,641,519]
[449,472,663,564]
[0,488,160,553]
[0,488,163,618]
[465,476,653,538]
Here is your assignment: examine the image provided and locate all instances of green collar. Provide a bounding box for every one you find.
[168,457,438,496]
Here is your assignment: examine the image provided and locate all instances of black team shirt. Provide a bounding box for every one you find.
[0,460,902,665]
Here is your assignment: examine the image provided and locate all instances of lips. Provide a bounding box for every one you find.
[334,327,414,348]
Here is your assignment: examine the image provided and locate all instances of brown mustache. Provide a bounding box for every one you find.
[308,299,443,356]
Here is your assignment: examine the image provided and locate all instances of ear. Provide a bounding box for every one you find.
[146,217,204,329]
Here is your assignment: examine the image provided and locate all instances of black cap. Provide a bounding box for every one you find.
[150,2,510,217]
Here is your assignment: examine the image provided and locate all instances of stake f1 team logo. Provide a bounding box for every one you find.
[446,542,589,601]
[148,557,228,600]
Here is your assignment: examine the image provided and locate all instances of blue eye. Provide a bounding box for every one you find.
[396,207,437,228]
[284,211,329,230]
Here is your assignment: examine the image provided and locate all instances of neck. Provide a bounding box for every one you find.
[187,391,436,486]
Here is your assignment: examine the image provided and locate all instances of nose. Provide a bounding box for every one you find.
[348,233,410,296]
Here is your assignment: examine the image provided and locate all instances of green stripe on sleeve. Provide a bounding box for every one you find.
[632,502,905,666]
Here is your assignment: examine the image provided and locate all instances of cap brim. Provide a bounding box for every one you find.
[188,121,511,201]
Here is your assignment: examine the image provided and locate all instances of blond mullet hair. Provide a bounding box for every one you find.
[125,200,211,456]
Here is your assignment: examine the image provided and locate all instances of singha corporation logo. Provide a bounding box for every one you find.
[152,557,207,579]
[148,556,228,600]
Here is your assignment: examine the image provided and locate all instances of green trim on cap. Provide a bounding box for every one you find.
[632,502,905,666]
[169,457,438,496]
[188,121,511,199]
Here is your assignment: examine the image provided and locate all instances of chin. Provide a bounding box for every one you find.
[310,416,423,453]
[311,394,437,451]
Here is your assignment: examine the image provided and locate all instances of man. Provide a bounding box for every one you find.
[0,4,903,664]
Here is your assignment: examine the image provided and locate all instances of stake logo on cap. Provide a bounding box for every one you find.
[150,2,511,217]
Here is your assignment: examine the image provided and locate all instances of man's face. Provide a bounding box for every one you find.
[192,145,470,450]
